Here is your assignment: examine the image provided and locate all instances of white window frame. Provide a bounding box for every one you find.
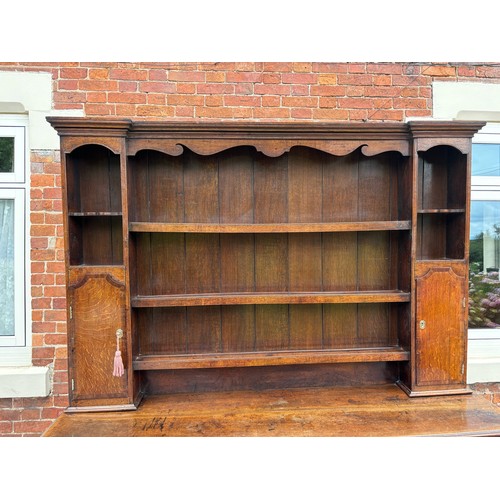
[470,124,500,341]
[0,188,26,346]
[0,114,31,364]
[0,125,25,183]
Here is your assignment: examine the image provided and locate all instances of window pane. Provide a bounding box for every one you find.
[469,200,500,328]
[0,199,15,336]
[0,137,14,173]
[472,144,500,176]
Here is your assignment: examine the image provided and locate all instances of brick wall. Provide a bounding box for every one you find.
[1,61,500,436]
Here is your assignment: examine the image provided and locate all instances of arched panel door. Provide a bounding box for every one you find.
[416,267,466,388]
[68,272,128,406]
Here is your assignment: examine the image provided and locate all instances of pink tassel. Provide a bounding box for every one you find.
[113,329,125,377]
[113,350,125,377]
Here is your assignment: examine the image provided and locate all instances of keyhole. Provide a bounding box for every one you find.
[419,320,426,330]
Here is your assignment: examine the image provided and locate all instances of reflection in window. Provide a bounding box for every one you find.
[472,144,500,176]
[0,199,15,336]
[0,137,14,173]
[469,201,500,328]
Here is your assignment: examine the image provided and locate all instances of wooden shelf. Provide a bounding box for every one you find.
[417,209,464,214]
[133,347,411,370]
[131,290,411,307]
[69,212,123,217]
[129,221,411,233]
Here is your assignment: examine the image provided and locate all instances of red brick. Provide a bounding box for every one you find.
[168,95,204,106]
[86,92,107,103]
[115,104,138,116]
[60,68,88,79]
[319,97,338,108]
[20,409,41,420]
[31,249,56,261]
[312,63,348,73]
[0,409,21,421]
[139,81,176,93]
[148,69,167,80]
[31,224,56,236]
[282,96,318,108]
[290,85,309,96]
[281,73,317,84]
[254,84,291,95]
[364,87,403,98]
[337,97,374,109]
[348,64,366,74]
[41,407,64,420]
[196,83,235,94]
[252,107,291,119]
[262,96,280,107]
[366,63,402,74]
[86,104,114,115]
[45,310,67,322]
[312,108,349,120]
[136,105,175,117]
[310,86,346,97]
[349,110,368,121]
[368,109,404,121]
[53,92,85,104]
[176,83,196,94]
[476,66,500,78]
[421,65,456,77]
[205,95,224,107]
[392,75,431,86]
[195,107,235,118]
[234,83,254,95]
[0,421,13,434]
[233,108,253,118]
[224,95,262,107]
[119,81,137,92]
[292,63,312,73]
[43,187,62,199]
[89,68,109,79]
[31,188,43,199]
[263,73,281,84]
[206,72,226,83]
[168,71,205,82]
[58,80,78,90]
[373,75,392,86]
[31,262,45,273]
[31,273,54,285]
[226,72,263,83]
[31,174,54,187]
[234,62,259,71]
[405,109,432,118]
[110,68,148,81]
[53,298,67,310]
[107,92,146,104]
[291,108,313,119]
[318,74,337,85]
[262,63,293,72]
[346,86,365,97]
[175,106,194,117]
[337,74,373,86]
[13,420,51,434]
[393,97,428,109]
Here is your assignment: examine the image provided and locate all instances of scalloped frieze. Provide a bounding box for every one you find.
[128,138,409,158]
[415,138,470,155]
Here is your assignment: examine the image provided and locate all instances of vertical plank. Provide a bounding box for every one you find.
[289,233,322,292]
[142,308,187,355]
[218,147,254,223]
[288,147,323,223]
[150,233,186,295]
[221,305,255,353]
[357,232,391,291]
[357,304,390,347]
[128,153,148,221]
[220,234,255,293]
[255,234,288,292]
[289,304,323,350]
[148,151,184,222]
[133,233,151,295]
[322,151,359,222]
[358,154,391,221]
[186,306,221,354]
[183,151,219,223]
[253,154,288,223]
[255,305,289,351]
[322,233,357,291]
[185,234,220,294]
[323,304,358,349]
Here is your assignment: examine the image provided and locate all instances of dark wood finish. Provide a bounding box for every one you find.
[42,384,500,437]
[47,118,485,413]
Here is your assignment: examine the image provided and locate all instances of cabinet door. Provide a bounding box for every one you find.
[68,272,128,406]
[415,267,466,387]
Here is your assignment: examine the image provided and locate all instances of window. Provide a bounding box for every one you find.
[469,125,500,335]
[0,118,27,348]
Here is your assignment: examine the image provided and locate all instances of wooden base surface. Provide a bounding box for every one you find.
[43,384,500,437]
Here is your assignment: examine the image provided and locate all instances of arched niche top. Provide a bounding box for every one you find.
[127,139,409,158]
[415,139,470,155]
[62,137,123,155]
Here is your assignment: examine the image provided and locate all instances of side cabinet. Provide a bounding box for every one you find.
[67,269,129,410]
[415,267,467,392]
